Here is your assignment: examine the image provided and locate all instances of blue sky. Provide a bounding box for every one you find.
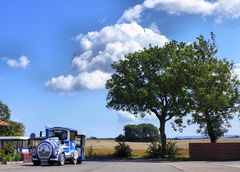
[1,0,240,138]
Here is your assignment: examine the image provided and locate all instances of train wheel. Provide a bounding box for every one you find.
[71,158,77,165]
[33,161,41,166]
[58,154,65,166]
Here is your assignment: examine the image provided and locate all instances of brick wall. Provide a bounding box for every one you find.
[189,143,240,161]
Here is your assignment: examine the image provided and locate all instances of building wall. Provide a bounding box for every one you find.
[189,143,240,161]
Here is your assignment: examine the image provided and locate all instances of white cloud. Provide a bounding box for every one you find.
[45,70,111,93]
[117,111,155,124]
[215,0,240,22]
[143,0,216,15]
[118,4,144,23]
[119,0,240,22]
[72,22,168,73]
[2,55,30,69]
[45,22,168,93]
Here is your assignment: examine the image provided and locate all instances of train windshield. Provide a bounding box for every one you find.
[49,129,68,140]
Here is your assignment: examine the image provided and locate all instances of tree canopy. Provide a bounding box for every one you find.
[106,41,193,157]
[0,120,25,136]
[0,101,25,136]
[106,33,240,157]
[0,101,11,121]
[188,33,240,143]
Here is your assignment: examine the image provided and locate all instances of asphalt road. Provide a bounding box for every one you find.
[167,161,240,172]
[1,161,240,172]
[0,161,179,172]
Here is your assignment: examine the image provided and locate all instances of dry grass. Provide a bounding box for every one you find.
[174,138,240,149]
[85,138,240,158]
[85,140,149,157]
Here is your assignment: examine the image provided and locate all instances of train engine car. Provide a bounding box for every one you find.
[31,127,85,166]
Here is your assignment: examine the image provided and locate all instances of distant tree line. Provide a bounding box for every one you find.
[116,123,159,142]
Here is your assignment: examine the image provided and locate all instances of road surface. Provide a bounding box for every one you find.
[1,161,240,172]
[0,161,180,172]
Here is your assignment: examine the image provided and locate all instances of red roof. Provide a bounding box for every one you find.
[0,121,9,126]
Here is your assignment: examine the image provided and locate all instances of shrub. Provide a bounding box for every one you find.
[2,143,15,156]
[145,141,180,158]
[145,142,161,158]
[14,153,23,161]
[0,150,14,163]
[4,154,13,162]
[0,143,15,163]
[0,149,5,163]
[166,141,180,158]
[114,142,132,157]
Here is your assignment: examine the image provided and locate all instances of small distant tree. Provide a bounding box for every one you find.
[115,134,125,142]
[123,123,159,142]
[124,125,139,142]
[188,33,240,143]
[138,123,159,142]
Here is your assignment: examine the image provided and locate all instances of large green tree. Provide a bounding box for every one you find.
[0,101,25,136]
[106,41,192,157]
[0,101,11,121]
[188,33,240,143]
[0,120,25,136]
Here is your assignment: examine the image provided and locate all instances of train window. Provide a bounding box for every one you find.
[70,131,77,141]
[50,129,68,140]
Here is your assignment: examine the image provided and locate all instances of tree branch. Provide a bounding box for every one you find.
[150,108,161,120]
[165,114,174,122]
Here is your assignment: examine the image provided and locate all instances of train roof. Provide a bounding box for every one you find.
[50,127,77,131]
[50,127,85,135]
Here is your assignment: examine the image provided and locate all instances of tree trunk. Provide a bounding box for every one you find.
[207,120,217,143]
[159,119,166,158]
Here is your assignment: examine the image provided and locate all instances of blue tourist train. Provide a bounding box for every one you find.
[30,126,85,166]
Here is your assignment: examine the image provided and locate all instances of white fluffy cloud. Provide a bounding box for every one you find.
[45,22,168,93]
[72,22,168,73]
[2,55,30,69]
[45,70,111,93]
[119,0,240,22]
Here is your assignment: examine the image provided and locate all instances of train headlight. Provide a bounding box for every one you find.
[54,147,60,156]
